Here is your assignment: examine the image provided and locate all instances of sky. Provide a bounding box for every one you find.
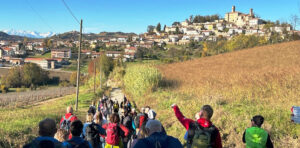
[0,0,299,34]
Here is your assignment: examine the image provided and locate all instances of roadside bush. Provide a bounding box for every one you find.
[69,72,86,86]
[124,65,162,98]
[110,66,126,82]
[0,85,8,93]
[59,80,71,87]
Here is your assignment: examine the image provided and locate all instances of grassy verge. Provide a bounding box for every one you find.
[0,89,95,147]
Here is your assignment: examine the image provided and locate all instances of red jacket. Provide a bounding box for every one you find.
[60,113,78,125]
[102,123,129,137]
[60,113,78,139]
[173,106,222,148]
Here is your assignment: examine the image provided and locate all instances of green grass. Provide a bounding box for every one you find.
[0,89,96,147]
[28,52,51,58]
[62,59,90,73]
[123,64,162,98]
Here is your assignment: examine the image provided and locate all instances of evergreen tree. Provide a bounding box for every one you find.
[156,23,161,32]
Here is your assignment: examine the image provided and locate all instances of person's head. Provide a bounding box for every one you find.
[195,112,200,120]
[147,109,157,120]
[91,100,95,106]
[94,111,103,124]
[38,118,57,137]
[54,129,68,142]
[198,105,214,120]
[70,120,83,137]
[66,106,73,114]
[131,108,136,113]
[123,108,130,116]
[251,115,264,127]
[145,120,162,136]
[109,113,120,123]
[145,106,151,114]
[141,107,145,113]
[86,113,94,123]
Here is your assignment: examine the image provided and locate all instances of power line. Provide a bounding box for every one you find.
[25,0,55,32]
[60,0,81,25]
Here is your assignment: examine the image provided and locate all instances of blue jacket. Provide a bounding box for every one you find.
[133,132,183,148]
[23,136,64,148]
[63,136,92,148]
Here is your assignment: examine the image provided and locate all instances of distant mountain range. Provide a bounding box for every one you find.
[51,31,137,40]
[0,32,26,41]
[2,29,56,38]
[0,29,137,41]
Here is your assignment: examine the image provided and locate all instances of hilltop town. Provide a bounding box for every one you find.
[0,6,298,69]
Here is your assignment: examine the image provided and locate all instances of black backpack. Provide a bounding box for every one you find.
[88,106,96,115]
[60,115,73,132]
[186,121,217,148]
[85,123,100,148]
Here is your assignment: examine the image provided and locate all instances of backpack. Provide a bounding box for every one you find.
[67,140,90,148]
[187,121,217,148]
[60,115,73,132]
[113,104,119,110]
[85,123,100,148]
[134,113,148,129]
[88,106,96,115]
[106,123,121,145]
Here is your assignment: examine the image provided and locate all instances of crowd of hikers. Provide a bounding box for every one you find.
[23,95,274,148]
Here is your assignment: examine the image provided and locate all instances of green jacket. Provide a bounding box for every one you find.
[245,127,268,148]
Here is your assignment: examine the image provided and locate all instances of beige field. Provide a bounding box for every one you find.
[130,41,300,147]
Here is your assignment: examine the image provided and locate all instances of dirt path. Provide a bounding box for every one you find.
[110,87,124,104]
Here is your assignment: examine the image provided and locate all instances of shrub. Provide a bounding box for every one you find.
[88,54,114,78]
[124,65,162,98]
[3,63,49,88]
[110,66,126,82]
[0,85,8,93]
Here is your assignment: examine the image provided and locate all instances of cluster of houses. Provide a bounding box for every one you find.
[0,6,296,69]
[0,39,137,69]
[0,41,72,69]
[156,6,293,44]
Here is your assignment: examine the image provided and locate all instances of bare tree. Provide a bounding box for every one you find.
[290,14,299,30]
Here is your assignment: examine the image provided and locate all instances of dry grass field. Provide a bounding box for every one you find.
[130,41,300,147]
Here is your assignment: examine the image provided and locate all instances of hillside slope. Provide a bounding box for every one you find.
[132,41,300,147]
[158,41,300,90]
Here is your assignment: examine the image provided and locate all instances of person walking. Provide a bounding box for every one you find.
[63,120,92,148]
[172,104,222,148]
[23,118,64,148]
[60,106,78,140]
[133,120,183,148]
[102,113,129,148]
[82,113,106,148]
[242,115,273,148]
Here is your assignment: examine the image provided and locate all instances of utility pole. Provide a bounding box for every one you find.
[75,19,83,111]
[99,63,102,89]
[93,59,96,94]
